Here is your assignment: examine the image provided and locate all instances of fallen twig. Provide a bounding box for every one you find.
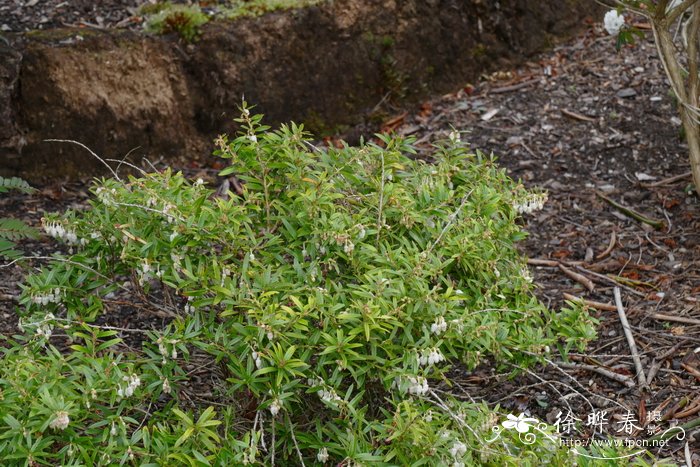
[558,264,595,292]
[662,397,689,422]
[595,230,617,260]
[576,266,646,297]
[527,258,583,267]
[674,396,700,419]
[489,77,540,94]
[614,287,648,390]
[643,171,692,188]
[646,340,689,386]
[561,108,597,122]
[650,313,700,326]
[556,361,635,388]
[680,363,700,383]
[562,293,617,311]
[595,191,665,230]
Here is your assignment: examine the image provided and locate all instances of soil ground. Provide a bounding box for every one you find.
[1,14,699,465]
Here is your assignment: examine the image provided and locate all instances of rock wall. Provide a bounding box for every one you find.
[0,0,603,181]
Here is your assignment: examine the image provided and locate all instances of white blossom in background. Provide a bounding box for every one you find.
[318,386,343,405]
[162,203,176,223]
[449,130,461,144]
[269,399,281,416]
[604,10,625,35]
[513,193,547,215]
[162,378,171,394]
[407,376,429,396]
[251,351,263,369]
[521,266,533,284]
[430,316,447,335]
[49,411,70,431]
[94,186,117,205]
[449,440,467,459]
[117,374,141,398]
[317,447,329,463]
[418,348,445,367]
[32,289,62,306]
[42,219,79,244]
[343,240,355,254]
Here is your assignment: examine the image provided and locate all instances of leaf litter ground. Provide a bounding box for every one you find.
[1,19,699,464]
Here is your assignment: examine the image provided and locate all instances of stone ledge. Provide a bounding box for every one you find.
[0,0,603,181]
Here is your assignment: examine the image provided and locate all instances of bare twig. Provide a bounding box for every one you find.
[614,288,648,389]
[646,339,689,385]
[674,395,700,418]
[575,266,646,297]
[650,312,700,326]
[595,230,617,260]
[45,139,120,181]
[286,413,307,467]
[595,191,665,229]
[555,361,636,388]
[680,362,700,383]
[562,293,617,311]
[489,77,540,94]
[561,108,597,122]
[526,258,583,267]
[558,264,595,292]
[643,171,692,187]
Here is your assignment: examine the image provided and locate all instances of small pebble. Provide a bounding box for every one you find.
[616,88,637,98]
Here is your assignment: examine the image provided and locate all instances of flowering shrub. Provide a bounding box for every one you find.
[602,0,700,194]
[1,107,620,464]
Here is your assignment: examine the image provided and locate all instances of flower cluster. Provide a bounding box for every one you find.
[317,447,329,463]
[137,260,162,286]
[512,193,547,215]
[430,316,447,335]
[308,378,343,406]
[604,10,625,35]
[406,376,429,396]
[31,288,63,306]
[35,313,55,339]
[162,203,177,224]
[318,386,343,405]
[268,398,282,416]
[251,350,264,369]
[116,374,141,398]
[49,411,70,431]
[157,336,178,364]
[94,186,117,205]
[334,233,355,255]
[42,219,79,244]
[418,348,445,367]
